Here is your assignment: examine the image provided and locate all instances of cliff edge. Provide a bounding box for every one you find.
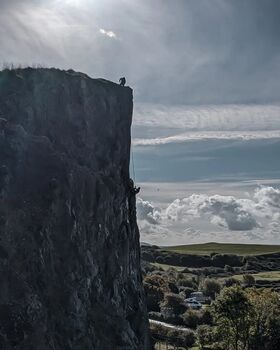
[0,68,150,349]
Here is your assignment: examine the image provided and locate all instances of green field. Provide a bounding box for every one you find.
[162,242,280,256]
[151,262,186,272]
[230,271,280,282]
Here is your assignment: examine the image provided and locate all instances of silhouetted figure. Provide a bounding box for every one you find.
[134,186,141,195]
[119,77,126,86]
[128,179,141,196]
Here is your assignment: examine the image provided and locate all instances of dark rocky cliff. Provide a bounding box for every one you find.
[0,68,150,349]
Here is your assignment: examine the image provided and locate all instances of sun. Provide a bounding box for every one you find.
[56,0,84,7]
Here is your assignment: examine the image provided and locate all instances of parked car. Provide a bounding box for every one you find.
[189,291,208,303]
[185,298,202,310]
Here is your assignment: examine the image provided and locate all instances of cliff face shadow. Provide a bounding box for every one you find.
[0,68,150,350]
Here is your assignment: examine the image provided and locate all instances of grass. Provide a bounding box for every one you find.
[151,262,187,272]
[155,344,197,350]
[230,271,280,282]
[162,242,280,256]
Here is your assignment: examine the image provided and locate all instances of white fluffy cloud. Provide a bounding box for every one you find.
[166,194,259,231]
[136,197,161,224]
[253,186,280,209]
[137,186,280,244]
[99,28,117,39]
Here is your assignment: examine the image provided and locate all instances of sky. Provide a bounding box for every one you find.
[1,0,280,245]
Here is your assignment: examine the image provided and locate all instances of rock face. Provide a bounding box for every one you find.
[0,68,150,349]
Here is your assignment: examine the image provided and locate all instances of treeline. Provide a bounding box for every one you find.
[142,245,243,268]
[201,286,280,350]
[142,245,280,271]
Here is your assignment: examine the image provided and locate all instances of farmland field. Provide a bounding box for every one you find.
[162,242,280,256]
[229,270,280,282]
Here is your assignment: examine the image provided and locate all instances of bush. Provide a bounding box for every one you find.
[224,277,240,288]
[183,309,213,328]
[150,322,168,341]
[224,264,234,273]
[177,278,197,288]
[200,308,213,325]
[182,309,200,328]
[201,279,221,299]
[182,287,196,298]
[211,254,243,268]
[167,329,196,348]
[148,311,164,322]
[197,324,214,349]
[141,251,155,262]
[243,274,255,287]
[143,274,171,311]
[160,293,187,316]
[168,280,179,294]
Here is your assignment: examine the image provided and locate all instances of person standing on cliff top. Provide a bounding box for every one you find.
[119,77,126,86]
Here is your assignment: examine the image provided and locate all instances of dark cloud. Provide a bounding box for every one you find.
[0,0,280,104]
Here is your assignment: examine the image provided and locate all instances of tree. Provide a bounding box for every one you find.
[182,309,200,328]
[247,288,280,350]
[143,274,170,311]
[224,277,240,288]
[212,286,280,350]
[202,278,221,299]
[167,329,195,349]
[197,325,214,350]
[212,286,251,350]
[160,292,187,316]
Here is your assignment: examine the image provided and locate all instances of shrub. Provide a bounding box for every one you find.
[160,293,187,316]
[212,254,242,268]
[201,279,221,299]
[224,264,234,273]
[182,309,200,328]
[183,309,213,328]
[183,287,196,298]
[242,274,255,287]
[148,311,164,321]
[150,322,168,342]
[141,251,155,262]
[224,277,240,288]
[197,324,214,349]
[143,274,170,311]
[200,308,213,325]
[167,329,196,348]
[168,280,179,294]
[177,278,196,288]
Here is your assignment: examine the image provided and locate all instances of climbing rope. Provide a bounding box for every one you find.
[131,146,136,183]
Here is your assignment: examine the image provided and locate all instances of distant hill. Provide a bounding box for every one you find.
[161,242,280,256]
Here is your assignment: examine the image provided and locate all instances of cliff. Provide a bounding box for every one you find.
[0,68,150,349]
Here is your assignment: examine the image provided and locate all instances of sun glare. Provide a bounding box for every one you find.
[56,0,84,7]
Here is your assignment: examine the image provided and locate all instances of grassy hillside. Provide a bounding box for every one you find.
[162,242,280,256]
[230,271,280,282]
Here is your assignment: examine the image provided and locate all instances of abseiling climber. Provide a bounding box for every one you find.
[119,77,126,86]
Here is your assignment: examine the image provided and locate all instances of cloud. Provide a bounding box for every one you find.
[99,28,117,39]
[133,103,280,144]
[137,186,280,244]
[136,197,161,224]
[253,186,280,209]
[133,130,280,146]
[166,194,259,231]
